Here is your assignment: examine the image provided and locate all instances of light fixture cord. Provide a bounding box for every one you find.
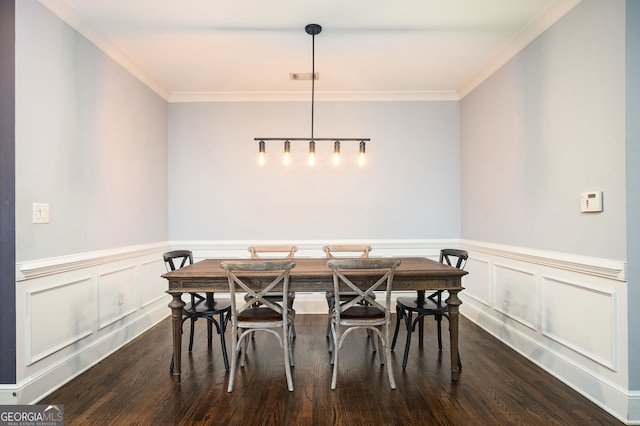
[311,31,315,141]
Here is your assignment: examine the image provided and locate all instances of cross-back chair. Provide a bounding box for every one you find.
[248,245,298,259]
[163,250,230,372]
[247,245,298,335]
[322,244,374,350]
[221,260,297,392]
[327,258,401,389]
[391,248,468,370]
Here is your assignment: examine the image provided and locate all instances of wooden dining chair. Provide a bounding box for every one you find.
[163,250,231,372]
[391,248,468,370]
[221,259,297,392]
[328,258,401,389]
[322,245,373,351]
[248,245,298,260]
[247,245,298,336]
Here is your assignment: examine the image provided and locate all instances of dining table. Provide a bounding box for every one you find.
[161,256,467,382]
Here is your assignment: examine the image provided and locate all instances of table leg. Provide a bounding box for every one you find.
[445,289,462,381]
[169,293,185,381]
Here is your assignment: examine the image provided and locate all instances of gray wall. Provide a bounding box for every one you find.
[15,1,169,261]
[168,101,460,241]
[626,0,640,391]
[459,0,626,261]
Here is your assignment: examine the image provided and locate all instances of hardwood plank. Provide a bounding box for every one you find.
[39,315,623,425]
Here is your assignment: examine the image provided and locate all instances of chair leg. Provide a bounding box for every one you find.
[227,323,239,393]
[240,328,249,367]
[289,298,297,339]
[384,323,396,389]
[326,315,332,339]
[376,327,384,365]
[219,312,229,371]
[288,323,295,366]
[330,321,338,365]
[371,329,379,355]
[328,326,335,354]
[326,297,334,339]
[188,318,196,352]
[331,322,339,389]
[283,323,294,391]
[436,314,443,351]
[391,305,403,351]
[402,310,413,370]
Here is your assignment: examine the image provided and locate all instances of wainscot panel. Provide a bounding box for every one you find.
[15,242,170,404]
[460,240,629,424]
[493,263,537,330]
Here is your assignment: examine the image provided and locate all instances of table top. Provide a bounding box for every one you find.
[162,257,467,293]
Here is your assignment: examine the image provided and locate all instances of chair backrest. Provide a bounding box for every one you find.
[322,244,372,259]
[439,249,468,270]
[163,250,193,272]
[248,245,298,259]
[221,260,296,317]
[327,258,401,318]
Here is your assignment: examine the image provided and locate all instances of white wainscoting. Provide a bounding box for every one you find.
[13,242,171,405]
[460,240,630,424]
[11,239,632,423]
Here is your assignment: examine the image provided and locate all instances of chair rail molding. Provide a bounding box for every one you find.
[16,242,171,281]
[460,240,626,281]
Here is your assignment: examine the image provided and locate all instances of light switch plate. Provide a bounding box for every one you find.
[33,203,50,224]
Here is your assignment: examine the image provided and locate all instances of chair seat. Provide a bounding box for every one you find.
[262,292,296,301]
[341,305,385,320]
[326,291,376,302]
[238,306,291,322]
[395,296,445,312]
[184,298,232,315]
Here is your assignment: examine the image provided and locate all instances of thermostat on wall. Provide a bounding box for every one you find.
[580,191,603,213]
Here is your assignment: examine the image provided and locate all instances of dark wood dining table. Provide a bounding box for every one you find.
[162,256,467,382]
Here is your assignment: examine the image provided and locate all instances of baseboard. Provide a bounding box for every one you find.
[629,392,640,425]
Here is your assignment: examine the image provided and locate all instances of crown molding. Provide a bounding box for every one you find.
[38,0,172,101]
[168,90,459,103]
[457,0,582,99]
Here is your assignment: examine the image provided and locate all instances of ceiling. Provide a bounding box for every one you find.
[38,0,581,102]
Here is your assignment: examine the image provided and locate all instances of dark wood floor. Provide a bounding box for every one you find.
[40,314,622,425]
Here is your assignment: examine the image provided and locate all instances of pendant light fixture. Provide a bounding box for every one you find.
[255,24,369,167]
